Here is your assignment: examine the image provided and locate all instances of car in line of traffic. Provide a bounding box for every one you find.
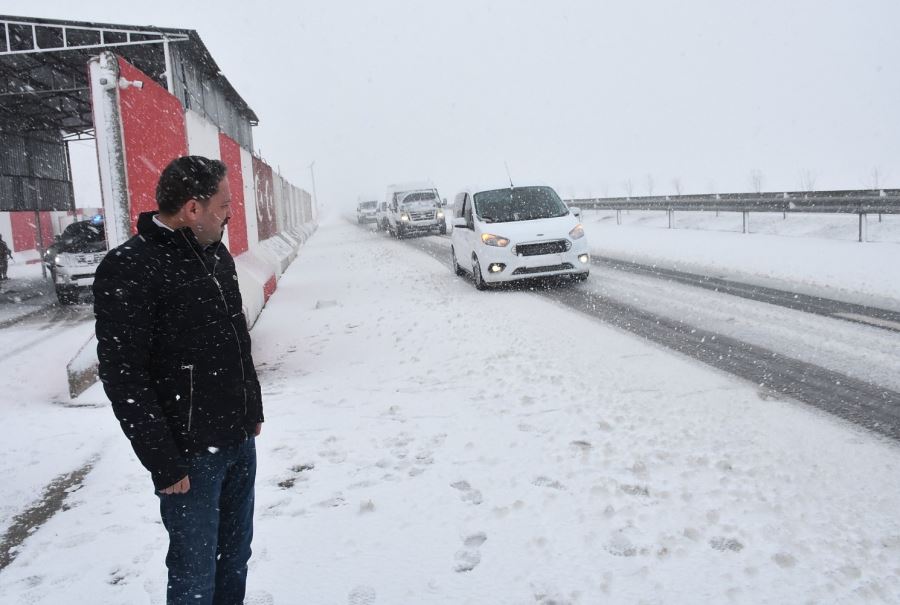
[356,199,379,224]
[449,185,589,290]
[379,182,447,237]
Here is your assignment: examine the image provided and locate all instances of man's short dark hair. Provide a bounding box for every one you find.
[156,156,227,215]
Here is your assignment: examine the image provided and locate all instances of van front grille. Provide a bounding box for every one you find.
[514,240,570,256]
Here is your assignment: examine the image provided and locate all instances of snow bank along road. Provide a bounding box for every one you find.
[401,228,900,442]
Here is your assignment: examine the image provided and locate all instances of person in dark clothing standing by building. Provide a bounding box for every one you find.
[93,156,264,605]
[0,234,12,280]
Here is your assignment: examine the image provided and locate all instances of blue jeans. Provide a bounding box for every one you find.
[157,437,256,605]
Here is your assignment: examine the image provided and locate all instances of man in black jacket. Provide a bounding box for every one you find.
[94,156,264,605]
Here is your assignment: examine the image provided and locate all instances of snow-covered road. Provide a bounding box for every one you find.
[2,214,900,604]
[407,230,900,438]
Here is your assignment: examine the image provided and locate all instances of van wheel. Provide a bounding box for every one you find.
[473,258,488,291]
[451,247,465,277]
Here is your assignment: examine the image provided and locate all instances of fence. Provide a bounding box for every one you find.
[566,190,900,242]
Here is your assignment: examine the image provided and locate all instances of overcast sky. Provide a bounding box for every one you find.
[5,1,900,207]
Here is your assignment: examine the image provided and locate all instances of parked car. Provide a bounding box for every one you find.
[450,185,589,290]
[356,199,379,224]
[44,216,107,304]
[385,182,446,237]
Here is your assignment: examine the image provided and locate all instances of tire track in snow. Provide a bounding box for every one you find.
[398,230,900,441]
[0,456,98,572]
[591,255,900,333]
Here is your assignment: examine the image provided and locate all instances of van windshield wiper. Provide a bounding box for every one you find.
[480,215,496,223]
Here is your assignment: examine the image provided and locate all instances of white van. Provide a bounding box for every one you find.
[450,185,589,290]
[385,182,446,237]
[356,199,379,224]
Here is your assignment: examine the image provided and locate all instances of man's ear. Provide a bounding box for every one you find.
[184,199,200,216]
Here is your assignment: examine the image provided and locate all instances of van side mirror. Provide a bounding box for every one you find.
[569,207,582,220]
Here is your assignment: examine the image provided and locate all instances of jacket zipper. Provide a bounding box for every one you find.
[181,364,194,431]
[182,234,250,428]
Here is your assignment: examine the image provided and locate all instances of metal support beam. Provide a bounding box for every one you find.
[859,213,867,243]
[89,51,131,249]
[162,38,174,94]
[742,211,749,234]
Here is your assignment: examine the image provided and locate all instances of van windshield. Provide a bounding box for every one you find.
[359,201,377,209]
[401,191,437,204]
[473,187,568,223]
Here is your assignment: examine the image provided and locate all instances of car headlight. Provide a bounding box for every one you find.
[436,211,444,218]
[569,224,585,240]
[400,213,410,222]
[54,255,64,266]
[481,233,510,247]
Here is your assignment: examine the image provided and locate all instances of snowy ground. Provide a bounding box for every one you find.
[583,210,900,311]
[1,213,900,604]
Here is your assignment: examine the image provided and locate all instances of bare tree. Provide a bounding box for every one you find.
[750,169,764,194]
[671,177,682,196]
[645,174,654,197]
[799,170,816,192]
[623,179,634,198]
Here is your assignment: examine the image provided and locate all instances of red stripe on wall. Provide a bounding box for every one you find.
[118,57,188,233]
[219,134,248,256]
[10,211,53,252]
[263,275,277,302]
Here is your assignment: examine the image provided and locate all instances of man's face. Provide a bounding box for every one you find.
[190,178,232,246]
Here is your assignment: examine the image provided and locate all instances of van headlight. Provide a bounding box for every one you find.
[569,224,585,239]
[481,233,510,247]
[436,210,444,218]
[54,255,64,266]
[400,213,410,222]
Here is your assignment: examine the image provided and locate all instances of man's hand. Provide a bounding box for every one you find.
[254,422,263,437]
[159,475,190,495]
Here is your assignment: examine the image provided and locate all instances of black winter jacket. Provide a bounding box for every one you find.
[93,212,263,490]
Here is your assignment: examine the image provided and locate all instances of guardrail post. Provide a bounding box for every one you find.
[668,209,674,229]
[742,211,749,234]
[859,213,867,242]
[616,209,621,225]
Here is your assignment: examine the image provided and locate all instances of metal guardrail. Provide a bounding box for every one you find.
[566,189,900,242]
